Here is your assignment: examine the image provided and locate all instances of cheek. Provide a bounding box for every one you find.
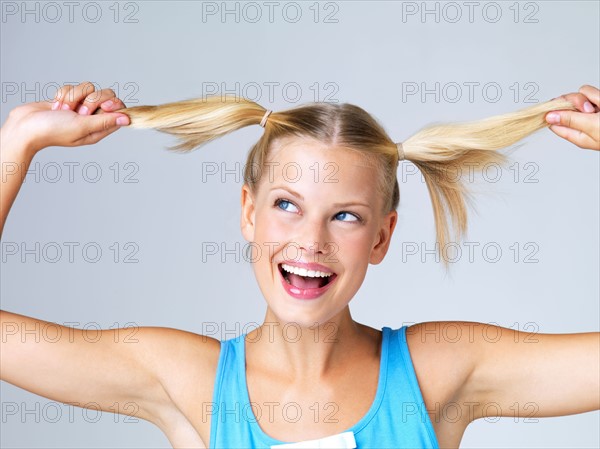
[255,211,288,243]
[252,211,293,266]
[335,230,374,259]
[333,231,376,285]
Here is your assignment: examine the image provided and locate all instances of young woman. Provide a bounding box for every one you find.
[1,82,598,448]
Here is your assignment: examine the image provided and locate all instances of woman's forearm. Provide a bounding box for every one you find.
[0,127,37,239]
[0,83,130,239]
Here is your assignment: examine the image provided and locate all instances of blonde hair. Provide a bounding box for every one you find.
[116,96,576,268]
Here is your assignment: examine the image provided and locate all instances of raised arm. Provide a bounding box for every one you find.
[408,321,599,425]
[1,81,129,237]
[0,127,33,237]
[469,326,600,419]
[0,83,220,445]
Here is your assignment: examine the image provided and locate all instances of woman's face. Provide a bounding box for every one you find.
[241,137,397,327]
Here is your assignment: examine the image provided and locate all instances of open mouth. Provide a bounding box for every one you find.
[278,263,337,290]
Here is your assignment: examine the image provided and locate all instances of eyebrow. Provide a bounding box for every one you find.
[270,186,372,209]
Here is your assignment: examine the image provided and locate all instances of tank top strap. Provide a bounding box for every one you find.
[209,335,258,447]
[378,325,440,447]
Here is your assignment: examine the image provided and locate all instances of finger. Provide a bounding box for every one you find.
[70,112,130,147]
[76,88,117,115]
[54,81,97,111]
[91,97,127,116]
[553,92,592,113]
[52,84,74,110]
[578,85,600,110]
[98,96,126,113]
[545,110,600,136]
[80,112,130,136]
[548,125,599,151]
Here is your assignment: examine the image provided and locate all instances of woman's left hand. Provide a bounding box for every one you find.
[545,85,599,151]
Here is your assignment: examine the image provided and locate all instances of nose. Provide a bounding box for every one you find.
[293,217,334,259]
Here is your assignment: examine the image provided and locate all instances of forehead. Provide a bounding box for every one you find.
[260,137,381,202]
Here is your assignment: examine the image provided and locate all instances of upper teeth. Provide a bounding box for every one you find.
[281,263,333,278]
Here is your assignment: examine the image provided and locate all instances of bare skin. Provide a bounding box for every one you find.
[545,85,600,150]
[1,82,598,448]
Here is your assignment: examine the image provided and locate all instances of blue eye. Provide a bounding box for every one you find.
[274,198,362,223]
[335,211,360,222]
[275,199,298,213]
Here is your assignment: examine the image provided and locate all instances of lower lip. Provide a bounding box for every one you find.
[278,266,338,300]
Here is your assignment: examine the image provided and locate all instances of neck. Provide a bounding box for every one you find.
[245,306,380,381]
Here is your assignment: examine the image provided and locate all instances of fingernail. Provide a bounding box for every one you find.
[583,101,595,113]
[546,112,560,124]
[78,105,88,115]
[52,101,61,110]
[101,99,114,109]
[61,103,71,110]
[116,116,129,126]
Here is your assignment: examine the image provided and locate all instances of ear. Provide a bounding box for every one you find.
[240,183,256,242]
[369,210,398,265]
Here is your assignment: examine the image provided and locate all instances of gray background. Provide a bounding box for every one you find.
[1,0,598,447]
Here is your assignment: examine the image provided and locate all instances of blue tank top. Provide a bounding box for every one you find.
[209,326,440,448]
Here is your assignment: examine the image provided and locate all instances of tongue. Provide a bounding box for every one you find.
[288,272,324,290]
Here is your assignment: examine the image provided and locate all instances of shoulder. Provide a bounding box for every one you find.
[148,326,222,388]
[402,321,490,404]
[133,326,221,374]
[136,327,222,425]
[131,327,223,444]
[403,320,491,368]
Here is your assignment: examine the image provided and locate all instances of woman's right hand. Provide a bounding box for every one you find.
[1,81,130,156]
[545,85,600,151]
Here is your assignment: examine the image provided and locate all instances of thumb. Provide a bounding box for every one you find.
[76,112,130,146]
[545,109,595,134]
[83,112,130,133]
